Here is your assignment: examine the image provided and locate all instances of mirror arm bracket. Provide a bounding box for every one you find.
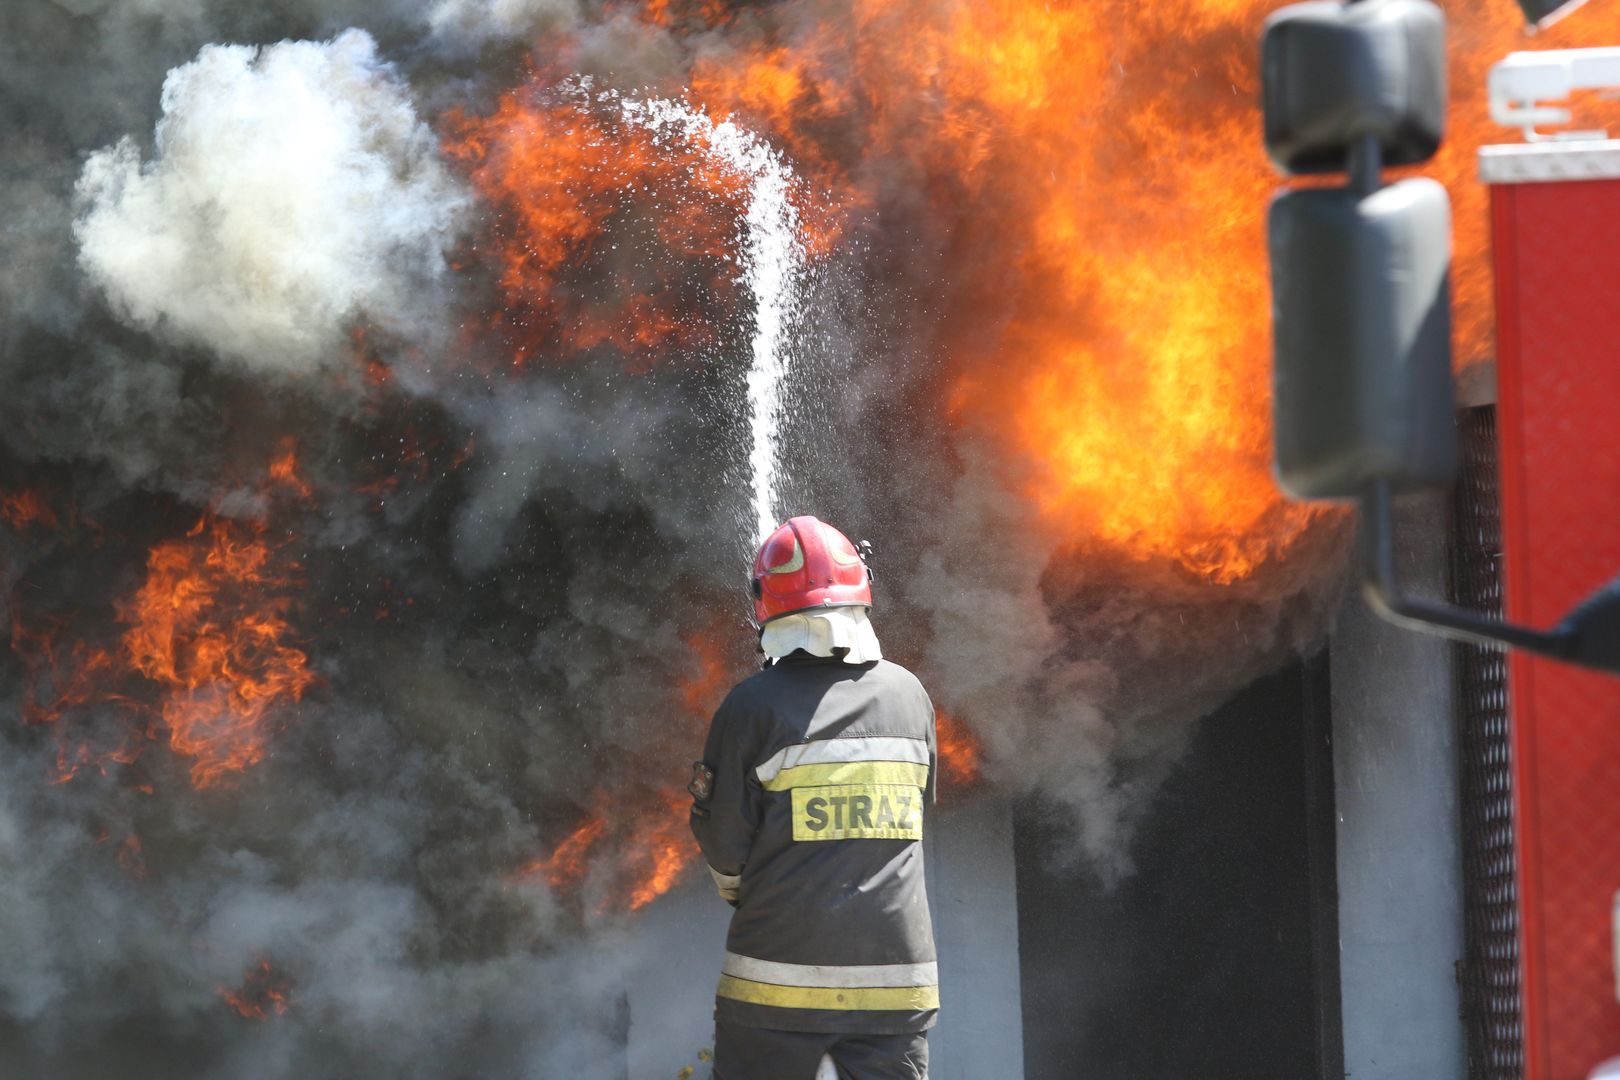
[1357,478,1604,667]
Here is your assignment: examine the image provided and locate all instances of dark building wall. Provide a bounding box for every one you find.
[1014,657,1338,1079]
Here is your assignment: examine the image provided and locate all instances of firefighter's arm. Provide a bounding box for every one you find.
[688,694,761,905]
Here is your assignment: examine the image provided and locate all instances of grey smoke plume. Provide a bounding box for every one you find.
[900,447,1348,878]
[426,0,582,49]
[0,0,1348,1074]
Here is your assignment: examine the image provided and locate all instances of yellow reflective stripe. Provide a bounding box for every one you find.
[722,952,938,989]
[717,975,940,1012]
[761,760,930,792]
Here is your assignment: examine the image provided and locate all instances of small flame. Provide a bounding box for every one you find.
[12,615,118,727]
[627,788,696,911]
[51,735,144,786]
[218,959,292,1020]
[935,709,982,789]
[678,629,731,715]
[268,437,314,500]
[0,488,58,531]
[10,611,148,785]
[355,429,476,498]
[116,834,148,879]
[517,787,698,913]
[636,0,732,30]
[529,813,609,891]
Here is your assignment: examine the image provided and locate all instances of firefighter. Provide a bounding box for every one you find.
[689,515,938,1080]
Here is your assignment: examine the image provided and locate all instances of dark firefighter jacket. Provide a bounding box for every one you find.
[689,652,938,1035]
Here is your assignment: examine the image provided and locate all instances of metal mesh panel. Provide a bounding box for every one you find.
[1451,404,1523,1080]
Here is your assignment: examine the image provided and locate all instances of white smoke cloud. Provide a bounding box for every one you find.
[73,29,468,378]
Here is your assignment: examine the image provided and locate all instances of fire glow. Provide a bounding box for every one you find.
[10,0,1620,953]
[512,631,731,912]
[936,710,983,790]
[1,488,58,531]
[219,959,293,1020]
[654,0,1620,582]
[466,0,1620,915]
[442,85,772,366]
[515,787,693,913]
[9,461,314,790]
[119,513,315,788]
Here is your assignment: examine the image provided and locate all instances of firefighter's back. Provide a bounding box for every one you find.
[692,515,936,1079]
[699,652,939,1036]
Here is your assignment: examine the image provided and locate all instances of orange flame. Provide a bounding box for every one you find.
[512,633,728,911]
[11,615,120,727]
[118,514,315,788]
[442,89,748,364]
[935,709,982,789]
[635,0,732,30]
[268,437,314,500]
[678,629,731,715]
[51,735,144,786]
[514,786,697,912]
[9,609,149,785]
[622,0,1320,581]
[687,50,854,257]
[10,486,310,790]
[0,488,58,531]
[531,813,609,891]
[627,787,697,911]
[218,959,292,1020]
[673,0,1620,583]
[441,70,845,367]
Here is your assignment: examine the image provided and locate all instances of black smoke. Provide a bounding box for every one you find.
[0,2,1346,1076]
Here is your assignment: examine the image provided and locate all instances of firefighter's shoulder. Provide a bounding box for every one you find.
[868,658,931,696]
[869,657,922,682]
[713,664,780,716]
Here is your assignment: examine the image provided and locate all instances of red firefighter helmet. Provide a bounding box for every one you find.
[750,516,872,624]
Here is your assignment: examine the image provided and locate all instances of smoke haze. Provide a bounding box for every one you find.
[0,0,1350,1074]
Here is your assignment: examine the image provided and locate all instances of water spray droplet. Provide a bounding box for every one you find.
[616,92,807,549]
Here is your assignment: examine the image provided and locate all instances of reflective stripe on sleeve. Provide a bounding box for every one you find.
[754,736,929,785]
[723,952,937,989]
[760,759,930,792]
[708,866,742,891]
[717,975,940,1012]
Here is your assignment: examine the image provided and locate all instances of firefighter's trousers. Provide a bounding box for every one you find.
[713,1020,928,1080]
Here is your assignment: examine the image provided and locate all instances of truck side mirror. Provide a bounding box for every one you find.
[1270,179,1456,499]
[1262,0,1620,676]
[1262,0,1446,176]
[1265,0,1456,501]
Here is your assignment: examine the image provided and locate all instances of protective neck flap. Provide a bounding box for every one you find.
[760,606,881,665]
